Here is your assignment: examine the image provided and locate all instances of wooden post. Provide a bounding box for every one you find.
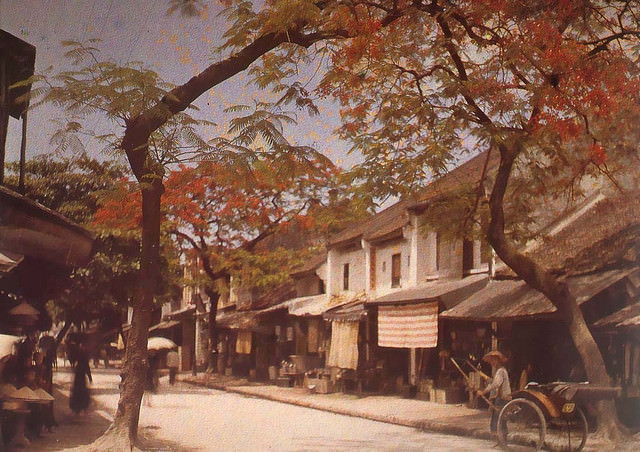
[491,321,498,350]
[410,347,417,386]
[18,110,27,192]
[0,59,9,185]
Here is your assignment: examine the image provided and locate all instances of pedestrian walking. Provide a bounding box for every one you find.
[477,350,511,435]
[166,349,179,385]
[69,343,92,414]
[143,352,159,406]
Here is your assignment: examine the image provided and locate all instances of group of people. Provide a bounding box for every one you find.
[1,334,58,440]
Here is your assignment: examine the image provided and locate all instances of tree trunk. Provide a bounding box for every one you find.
[205,288,220,372]
[487,147,624,441]
[87,178,164,451]
[55,320,72,345]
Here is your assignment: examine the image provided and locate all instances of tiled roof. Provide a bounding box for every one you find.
[328,199,411,247]
[327,151,496,248]
[412,150,498,206]
[290,250,327,276]
[527,191,640,275]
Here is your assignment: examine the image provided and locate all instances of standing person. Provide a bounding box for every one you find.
[143,352,159,406]
[39,335,58,431]
[69,343,92,414]
[166,348,179,385]
[478,350,511,435]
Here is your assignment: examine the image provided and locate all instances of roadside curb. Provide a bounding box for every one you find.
[182,376,493,443]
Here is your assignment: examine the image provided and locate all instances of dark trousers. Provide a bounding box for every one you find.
[490,396,507,433]
[169,367,177,385]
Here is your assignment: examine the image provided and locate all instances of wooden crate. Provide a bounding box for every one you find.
[275,376,293,387]
[304,376,334,394]
[433,387,465,404]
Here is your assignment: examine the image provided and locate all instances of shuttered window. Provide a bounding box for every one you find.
[391,253,401,288]
[343,263,350,291]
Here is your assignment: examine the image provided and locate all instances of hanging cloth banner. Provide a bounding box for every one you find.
[378,302,438,348]
[235,330,252,354]
[307,318,320,353]
[327,320,359,369]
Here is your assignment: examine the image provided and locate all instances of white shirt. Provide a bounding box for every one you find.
[485,367,511,399]
[166,350,179,368]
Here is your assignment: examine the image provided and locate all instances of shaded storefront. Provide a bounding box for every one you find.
[366,275,489,398]
[593,300,640,427]
[216,306,285,380]
[440,267,640,404]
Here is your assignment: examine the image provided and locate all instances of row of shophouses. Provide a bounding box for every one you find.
[141,152,640,426]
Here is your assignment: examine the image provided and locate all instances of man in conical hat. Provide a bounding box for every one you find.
[478,350,511,434]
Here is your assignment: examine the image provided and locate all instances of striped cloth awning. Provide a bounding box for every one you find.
[378,302,438,348]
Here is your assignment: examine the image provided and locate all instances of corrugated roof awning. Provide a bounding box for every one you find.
[324,300,368,322]
[149,319,180,331]
[441,267,639,321]
[216,310,260,329]
[593,300,640,329]
[166,305,196,320]
[369,274,489,310]
[216,301,290,330]
[288,294,331,316]
[258,298,297,314]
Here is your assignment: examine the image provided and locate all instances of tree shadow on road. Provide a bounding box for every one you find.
[137,426,200,452]
[27,388,199,451]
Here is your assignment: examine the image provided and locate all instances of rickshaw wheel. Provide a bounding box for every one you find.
[545,406,588,452]
[497,398,547,451]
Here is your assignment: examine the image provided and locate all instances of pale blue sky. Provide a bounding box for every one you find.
[0,0,353,169]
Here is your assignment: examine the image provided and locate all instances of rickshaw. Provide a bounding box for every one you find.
[449,358,619,451]
[496,382,620,451]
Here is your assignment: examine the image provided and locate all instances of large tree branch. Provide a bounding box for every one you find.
[122,31,297,180]
[121,3,406,182]
[586,29,640,56]
[172,230,228,282]
[433,10,494,126]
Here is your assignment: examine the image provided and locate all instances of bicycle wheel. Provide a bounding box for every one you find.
[497,398,547,451]
[545,406,588,451]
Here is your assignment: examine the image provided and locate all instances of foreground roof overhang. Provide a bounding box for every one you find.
[0,186,95,267]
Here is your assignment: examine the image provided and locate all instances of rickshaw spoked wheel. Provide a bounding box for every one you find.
[497,398,546,451]
[545,405,587,452]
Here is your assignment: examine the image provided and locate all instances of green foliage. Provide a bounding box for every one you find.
[161,103,350,294]
[34,41,214,166]
[4,155,180,325]
[5,153,126,224]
